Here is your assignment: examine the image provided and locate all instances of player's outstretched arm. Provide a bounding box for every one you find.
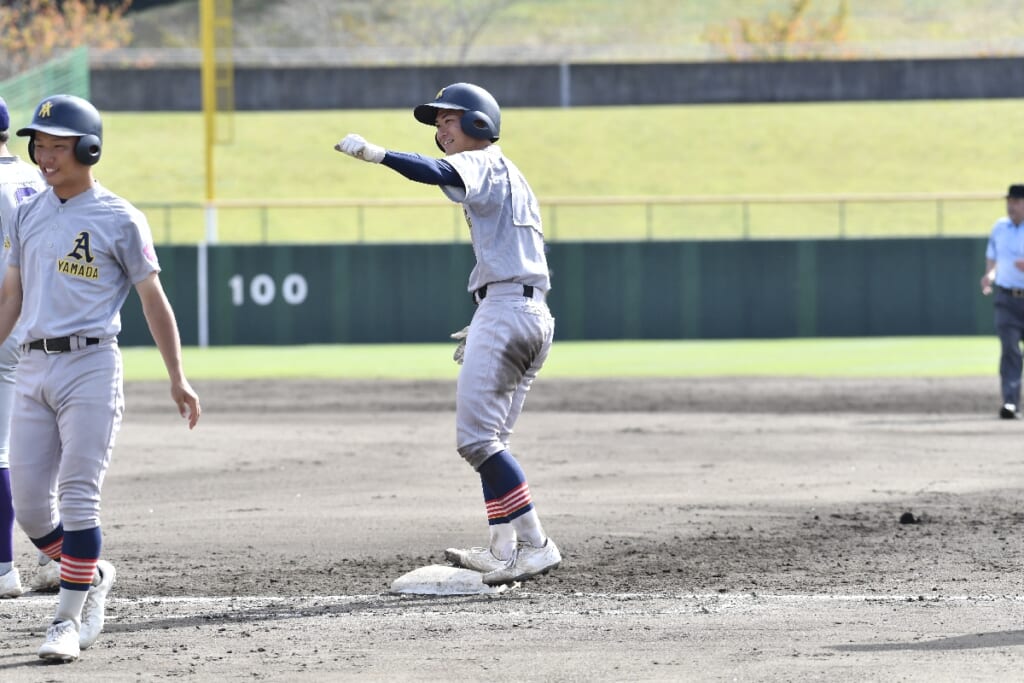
[0,267,23,343]
[135,272,201,429]
[335,134,464,187]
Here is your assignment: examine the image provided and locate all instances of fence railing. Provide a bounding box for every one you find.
[135,192,1005,245]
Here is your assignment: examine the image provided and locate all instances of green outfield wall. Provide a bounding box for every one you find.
[116,238,993,346]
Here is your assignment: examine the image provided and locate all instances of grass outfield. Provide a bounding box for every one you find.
[5,100,1017,243]
[120,337,998,382]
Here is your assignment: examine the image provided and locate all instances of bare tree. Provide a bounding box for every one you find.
[704,0,850,61]
[453,0,518,63]
[381,0,520,64]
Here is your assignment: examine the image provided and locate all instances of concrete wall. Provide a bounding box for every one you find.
[90,57,1024,111]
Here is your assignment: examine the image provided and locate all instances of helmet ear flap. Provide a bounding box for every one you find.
[434,130,445,153]
[25,133,102,165]
[75,133,102,165]
[461,111,497,141]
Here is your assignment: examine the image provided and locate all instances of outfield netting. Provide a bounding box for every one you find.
[0,47,90,122]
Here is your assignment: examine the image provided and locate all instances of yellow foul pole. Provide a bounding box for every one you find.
[200,0,217,243]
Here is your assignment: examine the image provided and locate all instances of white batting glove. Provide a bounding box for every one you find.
[450,325,469,365]
[335,133,385,163]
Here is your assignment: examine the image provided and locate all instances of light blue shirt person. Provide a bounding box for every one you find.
[982,185,1024,293]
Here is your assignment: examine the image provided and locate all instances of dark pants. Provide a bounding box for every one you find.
[994,288,1024,406]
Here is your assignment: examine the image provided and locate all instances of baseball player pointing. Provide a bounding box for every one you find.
[336,82,561,586]
[0,94,200,662]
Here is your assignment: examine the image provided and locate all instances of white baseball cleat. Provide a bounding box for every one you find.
[31,559,61,592]
[38,620,80,662]
[0,567,24,598]
[444,546,509,573]
[482,538,562,586]
[79,560,116,650]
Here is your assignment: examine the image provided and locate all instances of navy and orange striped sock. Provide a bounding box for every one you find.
[478,450,535,522]
[59,527,102,592]
[481,479,511,526]
[32,524,64,563]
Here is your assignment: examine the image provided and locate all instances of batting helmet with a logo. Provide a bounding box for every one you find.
[17,94,103,166]
[414,83,501,144]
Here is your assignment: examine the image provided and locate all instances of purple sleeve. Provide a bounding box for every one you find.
[381,151,465,187]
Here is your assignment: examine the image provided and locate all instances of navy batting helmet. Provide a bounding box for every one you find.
[414,83,501,144]
[17,94,103,166]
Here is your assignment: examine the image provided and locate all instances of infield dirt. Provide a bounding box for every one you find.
[1,377,1022,681]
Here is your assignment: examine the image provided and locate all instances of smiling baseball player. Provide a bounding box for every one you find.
[335,82,561,586]
[0,94,201,662]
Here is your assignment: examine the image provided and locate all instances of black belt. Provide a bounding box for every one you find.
[27,337,99,353]
[998,285,1024,298]
[473,284,535,304]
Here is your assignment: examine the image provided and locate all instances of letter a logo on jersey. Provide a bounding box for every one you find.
[66,231,94,263]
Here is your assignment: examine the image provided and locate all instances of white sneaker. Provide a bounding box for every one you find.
[0,567,23,598]
[38,620,80,662]
[31,559,61,592]
[79,560,116,650]
[444,546,509,573]
[482,538,562,586]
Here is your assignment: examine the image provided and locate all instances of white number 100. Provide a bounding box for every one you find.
[228,273,308,306]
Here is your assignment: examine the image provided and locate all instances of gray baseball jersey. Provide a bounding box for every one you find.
[0,156,45,280]
[0,155,45,468]
[7,180,159,536]
[441,145,550,294]
[441,145,556,469]
[8,181,160,344]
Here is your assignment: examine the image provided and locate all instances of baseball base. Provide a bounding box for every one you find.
[390,564,515,596]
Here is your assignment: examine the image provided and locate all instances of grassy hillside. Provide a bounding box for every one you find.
[77,100,1018,199]
[84,1,1024,243]
[127,0,1024,60]
[4,99,1016,242]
